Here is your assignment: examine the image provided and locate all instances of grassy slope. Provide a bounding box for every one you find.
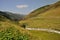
[21,7,60,30]
[25,1,60,19]
[25,5,50,19]
[0,16,38,40]
[19,1,60,40]
[29,30,60,40]
[20,1,60,30]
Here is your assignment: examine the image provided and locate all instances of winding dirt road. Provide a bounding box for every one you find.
[26,28,60,34]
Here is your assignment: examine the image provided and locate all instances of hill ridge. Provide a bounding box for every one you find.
[25,1,60,19]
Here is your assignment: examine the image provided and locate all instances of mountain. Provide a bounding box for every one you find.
[19,1,60,40]
[20,1,60,30]
[0,11,25,21]
[25,1,60,19]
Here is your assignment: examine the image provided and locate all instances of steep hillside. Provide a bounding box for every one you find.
[19,1,60,40]
[20,1,60,30]
[25,1,60,19]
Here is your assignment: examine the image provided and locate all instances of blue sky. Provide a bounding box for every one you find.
[0,0,58,14]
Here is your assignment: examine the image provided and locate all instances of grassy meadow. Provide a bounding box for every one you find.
[20,5,60,30]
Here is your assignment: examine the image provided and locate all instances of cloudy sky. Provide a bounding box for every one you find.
[0,0,58,14]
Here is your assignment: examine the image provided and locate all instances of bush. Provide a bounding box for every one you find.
[0,27,29,40]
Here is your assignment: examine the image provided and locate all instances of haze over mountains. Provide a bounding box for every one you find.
[0,11,25,21]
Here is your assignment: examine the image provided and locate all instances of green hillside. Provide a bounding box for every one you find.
[19,1,60,40]
[25,1,60,19]
[20,1,60,30]
[0,13,38,40]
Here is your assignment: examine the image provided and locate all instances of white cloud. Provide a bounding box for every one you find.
[16,5,28,9]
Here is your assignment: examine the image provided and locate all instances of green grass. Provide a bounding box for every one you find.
[20,7,60,30]
[0,20,31,40]
[21,18,60,30]
[29,30,60,40]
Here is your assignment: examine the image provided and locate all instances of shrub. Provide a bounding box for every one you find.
[0,27,29,40]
